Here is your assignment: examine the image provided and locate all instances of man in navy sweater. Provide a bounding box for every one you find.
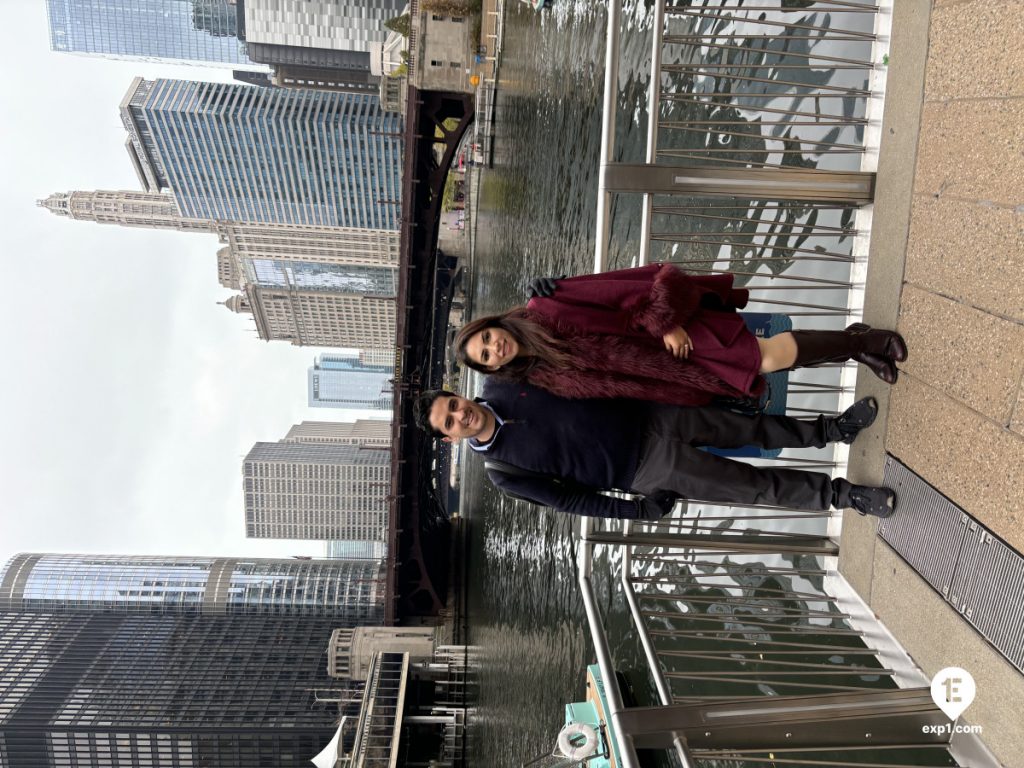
[413,378,895,520]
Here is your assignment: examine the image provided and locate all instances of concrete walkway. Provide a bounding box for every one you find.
[844,1,1024,764]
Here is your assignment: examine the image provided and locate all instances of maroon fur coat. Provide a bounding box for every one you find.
[522,263,764,406]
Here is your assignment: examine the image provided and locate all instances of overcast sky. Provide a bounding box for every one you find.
[0,3,385,565]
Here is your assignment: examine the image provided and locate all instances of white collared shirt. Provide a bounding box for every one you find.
[467,400,504,453]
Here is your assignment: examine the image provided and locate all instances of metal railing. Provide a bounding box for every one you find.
[579,1,1002,766]
[577,511,1004,767]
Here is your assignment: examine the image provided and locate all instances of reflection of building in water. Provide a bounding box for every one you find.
[0,553,385,623]
[318,627,477,767]
[308,353,395,411]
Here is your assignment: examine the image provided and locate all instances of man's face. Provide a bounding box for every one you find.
[428,395,493,442]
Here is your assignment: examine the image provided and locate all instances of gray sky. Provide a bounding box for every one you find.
[0,3,385,564]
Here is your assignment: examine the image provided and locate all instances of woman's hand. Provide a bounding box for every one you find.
[663,327,692,359]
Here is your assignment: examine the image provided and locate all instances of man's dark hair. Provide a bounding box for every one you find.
[413,390,456,438]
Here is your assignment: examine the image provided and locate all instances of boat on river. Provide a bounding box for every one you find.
[553,665,623,766]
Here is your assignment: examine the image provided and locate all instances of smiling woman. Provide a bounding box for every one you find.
[453,264,907,407]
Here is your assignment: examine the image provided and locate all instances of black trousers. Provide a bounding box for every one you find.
[628,405,836,510]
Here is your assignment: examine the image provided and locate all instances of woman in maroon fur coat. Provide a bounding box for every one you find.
[454,263,907,407]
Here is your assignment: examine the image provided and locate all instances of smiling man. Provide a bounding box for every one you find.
[413,378,896,520]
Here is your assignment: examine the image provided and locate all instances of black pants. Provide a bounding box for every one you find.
[628,405,836,510]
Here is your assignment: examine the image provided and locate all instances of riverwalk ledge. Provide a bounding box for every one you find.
[844,0,1024,764]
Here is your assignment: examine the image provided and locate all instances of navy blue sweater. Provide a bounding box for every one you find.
[473,379,653,518]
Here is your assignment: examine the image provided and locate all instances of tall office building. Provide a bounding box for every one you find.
[0,610,344,766]
[121,78,403,229]
[0,553,385,621]
[308,353,394,410]
[225,283,397,347]
[39,190,401,267]
[0,553,377,766]
[45,0,259,68]
[243,0,405,57]
[286,420,392,446]
[40,190,400,347]
[244,442,390,540]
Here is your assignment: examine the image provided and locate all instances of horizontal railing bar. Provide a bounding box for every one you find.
[682,268,854,289]
[666,258,853,271]
[660,93,868,119]
[658,147,865,154]
[663,675,883,691]
[651,239,855,261]
[637,585,842,603]
[664,667,892,676]
[657,648,881,656]
[590,531,837,554]
[657,202,856,210]
[689,756,936,768]
[656,513,832,521]
[650,152,848,168]
[638,593,846,612]
[639,592,841,607]
[653,232,855,245]
[628,559,828,574]
[663,118,867,129]
[665,36,874,46]
[643,528,834,540]
[681,2,878,10]
[630,585,839,606]
[700,744,951,755]
[658,654,888,672]
[661,39,875,67]
[642,611,856,628]
[648,632,871,651]
[663,11,877,40]
[652,210,858,233]
[654,123,867,149]
[665,62,874,71]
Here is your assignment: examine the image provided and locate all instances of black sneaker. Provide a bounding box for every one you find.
[828,396,878,444]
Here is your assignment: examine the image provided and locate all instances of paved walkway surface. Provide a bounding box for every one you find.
[843,1,1024,764]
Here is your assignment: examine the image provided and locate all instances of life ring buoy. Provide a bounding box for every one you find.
[556,722,599,760]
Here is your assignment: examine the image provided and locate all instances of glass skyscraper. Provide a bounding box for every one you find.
[121,78,403,229]
[46,0,259,67]
[0,553,377,766]
[0,553,385,621]
[308,353,394,410]
[0,611,345,766]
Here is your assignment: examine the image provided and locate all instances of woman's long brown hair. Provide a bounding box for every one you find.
[455,308,576,379]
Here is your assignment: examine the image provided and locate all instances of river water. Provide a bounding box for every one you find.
[459,1,902,765]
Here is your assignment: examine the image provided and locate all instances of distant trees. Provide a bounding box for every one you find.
[384,14,411,36]
[422,0,475,16]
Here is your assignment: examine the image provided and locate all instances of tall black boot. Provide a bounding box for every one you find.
[831,478,897,518]
[790,324,907,384]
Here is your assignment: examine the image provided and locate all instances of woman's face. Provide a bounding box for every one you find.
[464,326,520,371]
